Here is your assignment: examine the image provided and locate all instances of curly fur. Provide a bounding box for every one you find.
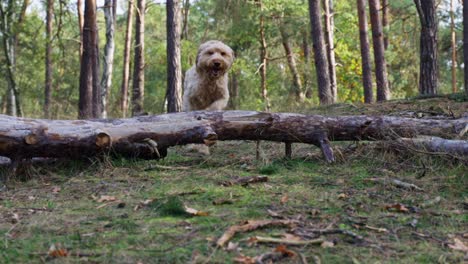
[182,40,235,111]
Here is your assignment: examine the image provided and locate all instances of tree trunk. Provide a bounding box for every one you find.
[100,0,116,118]
[323,0,337,102]
[120,0,134,117]
[258,0,271,111]
[0,112,465,163]
[132,0,145,116]
[44,0,54,119]
[77,0,84,58]
[381,0,389,50]
[450,0,457,93]
[357,0,373,103]
[280,24,304,102]
[369,0,390,101]
[464,0,468,95]
[302,31,313,99]
[308,0,333,105]
[166,0,183,113]
[181,0,190,40]
[78,0,99,119]
[228,70,239,109]
[414,0,438,95]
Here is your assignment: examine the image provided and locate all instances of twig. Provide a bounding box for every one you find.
[221,176,268,187]
[365,177,424,191]
[144,164,191,171]
[252,235,324,245]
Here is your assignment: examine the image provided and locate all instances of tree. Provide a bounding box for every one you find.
[78,0,100,119]
[181,0,190,40]
[450,0,457,93]
[414,0,438,95]
[44,0,53,118]
[258,0,271,111]
[100,0,117,118]
[77,0,84,58]
[120,0,134,117]
[369,0,390,101]
[382,0,389,50]
[0,0,29,117]
[132,0,145,116]
[279,24,304,102]
[464,0,468,95]
[166,0,183,113]
[323,0,337,102]
[357,0,373,103]
[308,0,333,105]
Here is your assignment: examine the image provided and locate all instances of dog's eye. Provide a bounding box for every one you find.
[207,51,214,55]
[221,52,227,56]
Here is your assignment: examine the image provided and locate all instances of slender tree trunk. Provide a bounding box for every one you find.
[464,0,468,95]
[323,0,337,102]
[120,0,134,117]
[450,0,457,93]
[302,31,313,99]
[308,0,332,105]
[77,0,84,58]
[228,70,239,109]
[181,0,190,40]
[44,0,54,118]
[132,0,145,116]
[381,0,389,50]
[414,0,438,96]
[357,0,373,103]
[100,0,116,118]
[280,24,304,102]
[258,0,270,111]
[166,0,183,113]
[78,0,99,119]
[369,0,390,101]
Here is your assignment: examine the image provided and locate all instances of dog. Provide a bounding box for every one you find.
[182,40,235,111]
[182,40,234,155]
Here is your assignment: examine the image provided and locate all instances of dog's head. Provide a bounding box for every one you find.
[196,40,235,78]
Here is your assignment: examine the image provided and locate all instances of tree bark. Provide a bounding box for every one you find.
[166,0,183,113]
[78,0,99,119]
[381,0,389,50]
[258,0,271,111]
[77,0,84,58]
[100,0,116,118]
[280,24,304,102]
[357,0,374,103]
[450,0,457,93]
[369,0,390,101]
[0,112,465,162]
[181,0,190,40]
[464,0,468,95]
[132,0,145,116]
[44,0,53,119]
[302,31,313,99]
[228,70,239,109]
[120,0,134,117]
[308,0,333,105]
[414,0,438,95]
[323,0,337,102]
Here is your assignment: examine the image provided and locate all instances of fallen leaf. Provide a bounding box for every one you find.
[321,241,335,248]
[184,206,209,216]
[234,255,256,264]
[227,242,239,252]
[338,193,348,199]
[281,233,303,241]
[97,195,117,203]
[384,203,409,213]
[448,238,468,252]
[275,245,296,257]
[280,194,289,204]
[48,244,68,257]
[52,186,61,193]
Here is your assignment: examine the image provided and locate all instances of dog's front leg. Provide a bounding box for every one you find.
[205,97,229,111]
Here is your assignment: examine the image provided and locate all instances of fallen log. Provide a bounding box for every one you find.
[0,111,466,162]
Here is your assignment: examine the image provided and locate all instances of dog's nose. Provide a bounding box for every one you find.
[214,62,221,67]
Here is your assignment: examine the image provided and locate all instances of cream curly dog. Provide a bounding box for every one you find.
[182,40,235,111]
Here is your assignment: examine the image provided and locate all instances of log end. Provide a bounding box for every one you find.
[96,132,112,147]
[24,134,38,145]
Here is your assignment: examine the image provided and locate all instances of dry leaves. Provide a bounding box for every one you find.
[384,203,409,213]
[184,206,210,216]
[448,238,468,252]
[48,243,68,258]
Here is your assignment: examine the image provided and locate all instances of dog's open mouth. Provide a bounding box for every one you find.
[211,68,223,77]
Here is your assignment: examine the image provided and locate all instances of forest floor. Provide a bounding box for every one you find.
[0,96,467,263]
